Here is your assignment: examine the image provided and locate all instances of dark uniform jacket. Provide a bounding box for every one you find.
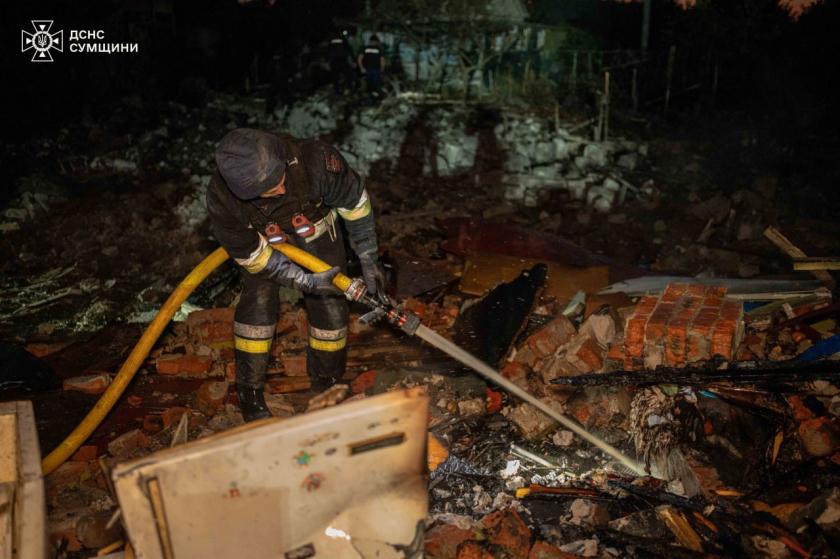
[206,134,376,273]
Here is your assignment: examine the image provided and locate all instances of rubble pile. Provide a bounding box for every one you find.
[424,107,479,176]
[338,98,418,176]
[278,93,339,138]
[495,115,646,212]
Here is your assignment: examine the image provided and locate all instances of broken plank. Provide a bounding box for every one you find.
[792,257,840,271]
[551,361,840,387]
[763,226,835,286]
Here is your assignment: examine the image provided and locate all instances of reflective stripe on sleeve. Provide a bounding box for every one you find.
[235,235,272,274]
[337,189,371,221]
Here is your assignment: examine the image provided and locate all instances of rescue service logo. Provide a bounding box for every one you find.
[20,21,139,62]
[21,20,63,62]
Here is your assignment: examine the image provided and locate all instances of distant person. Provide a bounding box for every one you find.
[357,35,385,100]
[328,30,356,95]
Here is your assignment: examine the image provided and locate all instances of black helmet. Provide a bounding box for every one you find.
[214,128,286,199]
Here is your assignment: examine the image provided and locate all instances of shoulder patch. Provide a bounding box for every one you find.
[324,150,344,174]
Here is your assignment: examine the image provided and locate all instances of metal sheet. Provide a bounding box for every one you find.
[113,389,429,559]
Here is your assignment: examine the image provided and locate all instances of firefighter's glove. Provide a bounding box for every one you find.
[294,266,342,296]
[359,252,388,304]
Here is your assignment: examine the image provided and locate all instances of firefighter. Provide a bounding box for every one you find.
[328,29,356,94]
[207,128,385,421]
[357,34,385,100]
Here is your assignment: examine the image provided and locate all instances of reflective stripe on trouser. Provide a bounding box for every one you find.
[234,276,279,389]
[293,227,349,387]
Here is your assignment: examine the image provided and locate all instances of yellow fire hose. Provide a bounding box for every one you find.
[41,243,354,475]
[42,241,645,477]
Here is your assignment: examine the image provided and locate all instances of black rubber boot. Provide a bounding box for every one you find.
[234,348,273,422]
[236,383,272,422]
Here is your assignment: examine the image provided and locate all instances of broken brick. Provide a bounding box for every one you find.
[63,372,112,394]
[25,341,72,358]
[456,542,494,559]
[161,406,191,429]
[529,541,578,559]
[185,307,235,330]
[787,395,816,422]
[567,336,604,373]
[526,315,575,358]
[196,380,230,416]
[156,354,213,376]
[425,523,475,559]
[512,345,539,368]
[193,321,234,348]
[70,445,98,462]
[351,370,378,394]
[127,395,143,407]
[281,354,308,377]
[798,417,840,457]
[502,361,529,383]
[481,508,531,559]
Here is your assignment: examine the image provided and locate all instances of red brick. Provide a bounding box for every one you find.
[281,354,307,376]
[63,373,112,395]
[606,343,626,362]
[25,341,72,358]
[481,508,531,559]
[425,523,476,559]
[527,315,575,358]
[194,321,234,347]
[635,296,659,315]
[502,361,529,382]
[185,307,235,330]
[787,395,815,422]
[706,286,728,298]
[127,395,143,407]
[685,284,708,298]
[665,318,688,366]
[71,445,98,462]
[156,354,213,376]
[351,370,378,394]
[570,337,604,373]
[196,381,230,415]
[662,283,689,302]
[225,361,236,381]
[624,315,647,343]
[161,406,191,429]
[529,541,578,559]
[720,300,743,321]
[644,310,670,343]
